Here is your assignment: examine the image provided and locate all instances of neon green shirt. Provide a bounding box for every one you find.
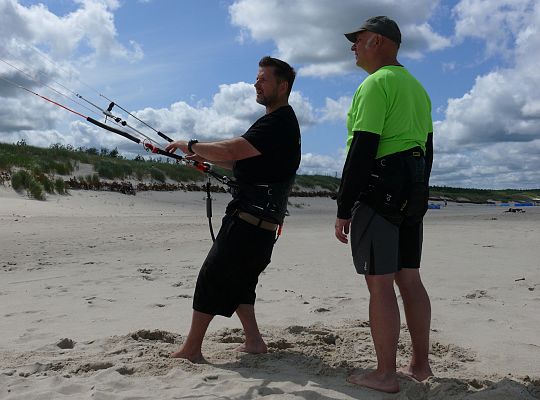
[346,66,433,158]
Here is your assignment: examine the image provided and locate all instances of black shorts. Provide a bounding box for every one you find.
[193,214,276,317]
[350,202,423,275]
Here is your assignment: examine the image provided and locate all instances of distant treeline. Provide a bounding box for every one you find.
[429,186,540,203]
[1,141,538,203]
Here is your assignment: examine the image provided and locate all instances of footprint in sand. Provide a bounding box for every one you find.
[313,307,331,313]
[464,289,492,299]
[57,338,76,349]
[73,361,114,374]
[17,362,54,377]
[165,294,192,300]
[268,338,294,349]
[130,329,179,344]
[214,328,244,344]
[116,365,135,375]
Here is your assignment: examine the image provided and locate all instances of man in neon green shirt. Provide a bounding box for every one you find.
[335,16,434,393]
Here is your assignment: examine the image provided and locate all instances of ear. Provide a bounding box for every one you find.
[279,80,289,95]
[365,34,382,49]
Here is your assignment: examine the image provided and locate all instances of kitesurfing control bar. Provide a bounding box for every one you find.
[87,117,141,144]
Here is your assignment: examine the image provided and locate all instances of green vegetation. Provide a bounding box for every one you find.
[294,174,340,191]
[95,160,133,179]
[429,186,540,203]
[0,140,207,184]
[1,140,539,203]
[11,169,47,200]
[54,177,67,194]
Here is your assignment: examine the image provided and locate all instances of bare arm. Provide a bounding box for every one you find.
[185,154,235,170]
[165,137,261,165]
[191,137,260,161]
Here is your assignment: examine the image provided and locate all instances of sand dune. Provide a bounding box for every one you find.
[1,187,539,399]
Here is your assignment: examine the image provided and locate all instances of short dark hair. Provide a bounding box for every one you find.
[259,56,296,96]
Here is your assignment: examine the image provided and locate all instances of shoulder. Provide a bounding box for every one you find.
[356,71,387,98]
[267,106,299,128]
[273,105,297,119]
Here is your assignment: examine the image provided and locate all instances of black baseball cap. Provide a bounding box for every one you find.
[345,16,401,45]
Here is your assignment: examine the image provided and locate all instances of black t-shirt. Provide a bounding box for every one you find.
[233,105,300,184]
[227,105,301,222]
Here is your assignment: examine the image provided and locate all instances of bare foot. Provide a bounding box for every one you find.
[347,371,399,393]
[398,365,433,382]
[234,340,268,354]
[170,345,206,363]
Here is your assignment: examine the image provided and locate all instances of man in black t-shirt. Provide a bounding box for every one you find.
[165,56,300,362]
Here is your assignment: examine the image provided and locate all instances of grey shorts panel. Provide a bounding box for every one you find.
[350,202,400,275]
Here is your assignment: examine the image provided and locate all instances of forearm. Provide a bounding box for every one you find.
[165,137,259,164]
[191,140,238,162]
[336,131,379,219]
[425,132,433,183]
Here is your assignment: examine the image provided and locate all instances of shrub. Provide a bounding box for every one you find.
[89,174,100,187]
[11,170,32,193]
[27,177,45,200]
[54,161,74,175]
[35,173,55,193]
[109,148,120,158]
[95,160,132,179]
[55,178,67,194]
[134,168,146,181]
[150,167,166,183]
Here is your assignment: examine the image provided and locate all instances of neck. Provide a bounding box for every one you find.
[265,99,288,114]
[364,56,401,74]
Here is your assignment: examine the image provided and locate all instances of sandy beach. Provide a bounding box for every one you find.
[1,186,539,399]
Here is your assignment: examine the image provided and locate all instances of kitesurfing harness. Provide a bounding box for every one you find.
[361,146,429,226]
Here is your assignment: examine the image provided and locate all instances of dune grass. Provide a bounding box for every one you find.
[1,140,539,203]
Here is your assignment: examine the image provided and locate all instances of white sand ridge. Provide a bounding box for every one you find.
[1,321,539,399]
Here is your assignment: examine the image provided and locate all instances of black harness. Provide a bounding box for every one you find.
[361,146,429,225]
[204,175,294,242]
[229,177,295,225]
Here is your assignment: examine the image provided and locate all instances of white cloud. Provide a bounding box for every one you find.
[453,0,533,58]
[402,22,452,59]
[320,96,351,122]
[299,151,345,176]
[430,140,540,188]
[133,82,317,142]
[229,0,451,77]
[0,0,146,152]
[0,0,141,61]
[432,0,540,187]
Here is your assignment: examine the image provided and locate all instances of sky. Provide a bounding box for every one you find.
[0,0,539,189]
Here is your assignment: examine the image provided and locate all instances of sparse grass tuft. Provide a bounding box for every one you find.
[150,167,166,183]
[27,178,45,200]
[55,178,67,194]
[11,170,32,193]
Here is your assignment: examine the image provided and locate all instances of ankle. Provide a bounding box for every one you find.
[375,368,398,378]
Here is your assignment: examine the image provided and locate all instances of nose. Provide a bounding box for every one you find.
[351,43,356,51]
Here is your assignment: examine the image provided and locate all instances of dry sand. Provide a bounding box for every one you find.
[1,186,539,399]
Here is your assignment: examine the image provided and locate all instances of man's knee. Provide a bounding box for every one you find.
[365,273,396,295]
[395,269,422,291]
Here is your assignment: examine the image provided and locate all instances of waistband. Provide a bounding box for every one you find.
[379,146,424,160]
[236,211,279,231]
